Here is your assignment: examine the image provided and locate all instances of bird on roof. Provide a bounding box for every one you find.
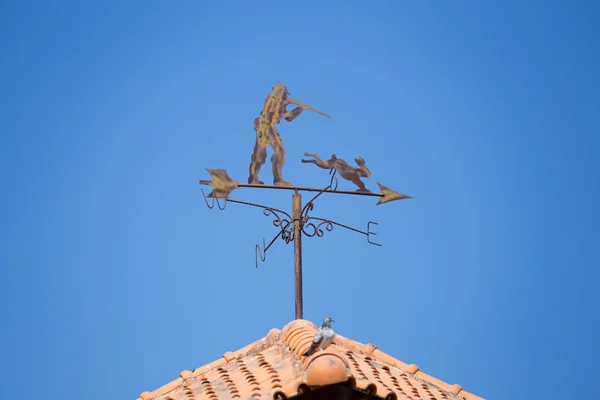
[303,317,336,357]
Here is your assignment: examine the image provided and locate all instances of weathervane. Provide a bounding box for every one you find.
[199,82,411,319]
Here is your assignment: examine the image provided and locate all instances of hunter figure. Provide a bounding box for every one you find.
[248,81,330,186]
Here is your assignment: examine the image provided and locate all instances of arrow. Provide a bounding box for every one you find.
[376,182,412,205]
[199,169,412,205]
[199,168,239,199]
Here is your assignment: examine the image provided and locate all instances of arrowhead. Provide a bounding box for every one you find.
[376,182,412,205]
[199,168,239,199]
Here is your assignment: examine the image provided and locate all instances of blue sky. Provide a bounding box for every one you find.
[1,1,598,399]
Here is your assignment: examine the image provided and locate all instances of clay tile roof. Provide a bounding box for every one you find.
[138,320,484,400]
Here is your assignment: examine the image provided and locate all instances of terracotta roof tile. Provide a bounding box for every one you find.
[139,320,484,400]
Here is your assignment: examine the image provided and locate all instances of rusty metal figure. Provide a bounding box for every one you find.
[248,82,330,187]
[200,82,412,320]
[301,152,372,192]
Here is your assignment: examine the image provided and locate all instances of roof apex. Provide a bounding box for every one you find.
[138,319,483,400]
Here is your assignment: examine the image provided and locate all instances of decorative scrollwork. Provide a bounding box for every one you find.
[263,208,294,240]
[302,220,334,238]
[301,217,382,246]
[301,201,314,221]
[281,224,294,243]
[300,169,339,222]
[221,201,294,267]
[328,167,340,191]
[200,187,227,210]
[213,169,382,269]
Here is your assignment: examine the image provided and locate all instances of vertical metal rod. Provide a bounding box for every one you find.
[292,191,303,320]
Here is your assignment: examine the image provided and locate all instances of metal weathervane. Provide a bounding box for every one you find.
[199,81,411,319]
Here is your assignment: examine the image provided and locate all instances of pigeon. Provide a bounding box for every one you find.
[303,317,335,357]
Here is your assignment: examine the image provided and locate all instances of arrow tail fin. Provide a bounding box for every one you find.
[200,168,239,199]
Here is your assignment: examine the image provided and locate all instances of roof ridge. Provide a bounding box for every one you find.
[138,320,483,400]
